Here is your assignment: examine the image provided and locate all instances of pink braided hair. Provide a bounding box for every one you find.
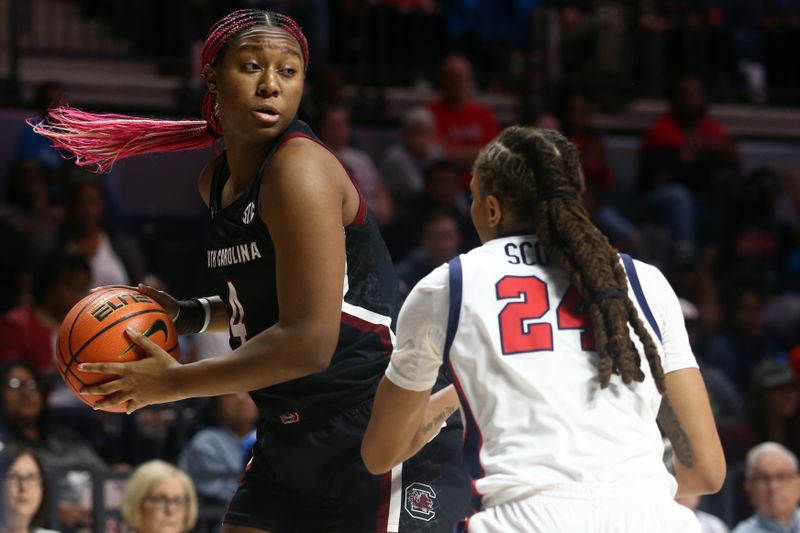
[31,9,309,173]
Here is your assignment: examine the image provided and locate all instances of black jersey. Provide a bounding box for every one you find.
[206,119,398,427]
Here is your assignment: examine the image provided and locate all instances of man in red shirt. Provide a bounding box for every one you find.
[0,249,90,377]
[427,54,500,189]
[637,74,739,254]
[640,74,739,196]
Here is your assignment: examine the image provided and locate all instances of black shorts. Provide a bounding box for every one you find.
[223,399,471,532]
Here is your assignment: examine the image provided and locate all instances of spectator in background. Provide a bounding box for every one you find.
[556,92,641,251]
[677,494,730,533]
[0,249,90,378]
[1,160,63,241]
[679,297,744,426]
[0,359,106,532]
[300,63,345,127]
[13,81,67,189]
[426,54,500,189]
[733,442,800,533]
[638,74,738,254]
[666,258,723,345]
[719,168,800,291]
[121,460,197,533]
[178,393,258,506]
[37,173,146,288]
[746,361,800,459]
[386,160,477,259]
[1,444,60,533]
[704,272,780,393]
[317,105,394,227]
[396,211,461,300]
[0,218,28,314]
[380,107,444,200]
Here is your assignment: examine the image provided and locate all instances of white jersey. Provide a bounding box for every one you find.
[386,234,698,510]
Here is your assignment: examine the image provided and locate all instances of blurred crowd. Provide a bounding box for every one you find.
[62,0,800,104]
[1,1,800,532]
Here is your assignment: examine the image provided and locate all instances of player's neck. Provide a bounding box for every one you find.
[224,139,274,191]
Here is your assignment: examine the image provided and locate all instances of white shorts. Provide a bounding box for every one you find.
[463,482,700,533]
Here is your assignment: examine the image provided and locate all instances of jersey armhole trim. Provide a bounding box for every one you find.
[620,253,662,343]
[443,256,463,367]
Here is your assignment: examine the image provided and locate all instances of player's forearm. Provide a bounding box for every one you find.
[173,320,337,398]
[398,385,460,463]
[362,377,431,474]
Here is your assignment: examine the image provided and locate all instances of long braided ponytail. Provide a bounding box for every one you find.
[473,126,665,392]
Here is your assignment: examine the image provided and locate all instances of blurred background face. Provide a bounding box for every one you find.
[425,166,460,207]
[6,161,49,212]
[3,453,43,523]
[565,94,592,133]
[67,183,104,235]
[422,216,461,266]
[764,385,800,420]
[747,452,800,521]
[45,267,90,320]
[404,118,435,157]
[673,77,706,120]
[440,55,472,104]
[2,365,42,427]
[319,108,350,150]
[139,475,189,533]
[735,291,765,338]
[218,392,259,435]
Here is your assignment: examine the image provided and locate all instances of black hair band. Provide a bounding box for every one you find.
[533,191,576,203]
[591,288,628,304]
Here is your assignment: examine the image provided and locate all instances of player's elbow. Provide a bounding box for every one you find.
[361,441,395,475]
[697,457,727,494]
[292,322,339,373]
[677,454,727,496]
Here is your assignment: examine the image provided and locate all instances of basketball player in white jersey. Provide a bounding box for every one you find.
[362,126,726,532]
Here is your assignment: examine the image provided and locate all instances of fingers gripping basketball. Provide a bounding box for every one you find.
[56,287,180,412]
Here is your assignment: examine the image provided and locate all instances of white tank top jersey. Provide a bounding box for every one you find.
[386,233,698,510]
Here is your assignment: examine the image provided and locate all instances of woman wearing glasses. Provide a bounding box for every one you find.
[1,444,59,533]
[0,359,105,531]
[121,460,198,533]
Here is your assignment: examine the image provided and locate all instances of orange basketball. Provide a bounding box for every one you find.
[56,286,180,412]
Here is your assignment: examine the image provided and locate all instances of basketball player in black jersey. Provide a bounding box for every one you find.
[40,9,471,533]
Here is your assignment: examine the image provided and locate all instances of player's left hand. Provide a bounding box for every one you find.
[79,326,183,414]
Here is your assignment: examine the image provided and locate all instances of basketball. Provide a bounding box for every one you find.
[56,286,180,412]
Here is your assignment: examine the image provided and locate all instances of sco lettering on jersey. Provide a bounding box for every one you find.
[504,240,550,266]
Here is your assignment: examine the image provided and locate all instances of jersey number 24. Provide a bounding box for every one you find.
[495,275,595,355]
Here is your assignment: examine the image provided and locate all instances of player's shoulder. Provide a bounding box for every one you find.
[626,256,674,296]
[413,260,452,295]
[268,135,343,184]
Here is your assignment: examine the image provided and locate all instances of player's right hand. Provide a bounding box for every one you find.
[89,284,179,321]
[135,284,179,320]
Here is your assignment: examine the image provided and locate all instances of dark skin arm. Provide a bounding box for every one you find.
[80,138,353,411]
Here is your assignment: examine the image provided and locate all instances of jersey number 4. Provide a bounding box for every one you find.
[227,280,248,344]
[495,275,595,355]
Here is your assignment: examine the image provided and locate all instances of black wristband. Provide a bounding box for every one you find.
[175,298,211,335]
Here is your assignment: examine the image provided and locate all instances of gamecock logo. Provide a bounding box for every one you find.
[404,482,436,521]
